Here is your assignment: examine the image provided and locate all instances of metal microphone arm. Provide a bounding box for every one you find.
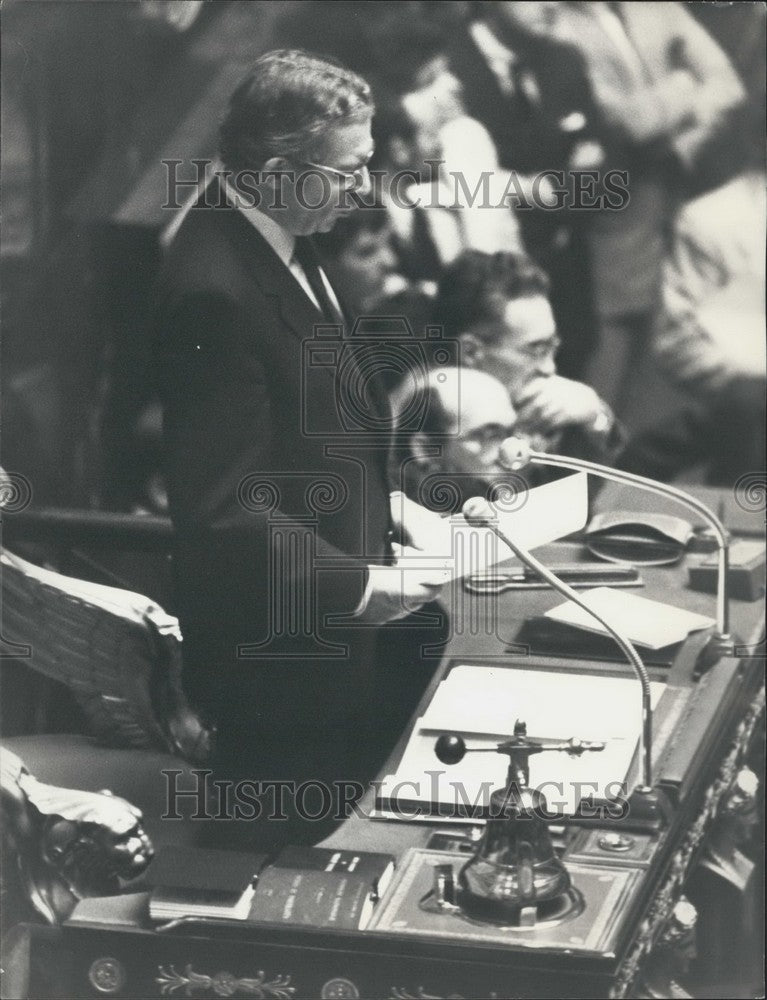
[499,438,734,670]
[462,498,653,791]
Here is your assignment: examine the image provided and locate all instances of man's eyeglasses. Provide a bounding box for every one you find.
[516,335,561,361]
[301,158,371,190]
[462,424,516,458]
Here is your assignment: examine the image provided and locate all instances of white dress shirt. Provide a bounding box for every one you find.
[223,179,343,318]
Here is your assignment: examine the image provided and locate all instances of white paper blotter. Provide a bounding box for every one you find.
[376,663,665,818]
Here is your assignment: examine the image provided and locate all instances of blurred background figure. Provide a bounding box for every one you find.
[434,251,621,466]
[316,205,403,314]
[620,132,766,487]
[515,0,746,414]
[688,2,765,189]
[449,1,600,176]
[366,15,527,276]
[655,141,765,410]
[371,102,461,285]
[447,0,604,377]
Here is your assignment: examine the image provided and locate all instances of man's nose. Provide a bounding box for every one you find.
[379,243,397,272]
[535,354,556,377]
[356,164,373,199]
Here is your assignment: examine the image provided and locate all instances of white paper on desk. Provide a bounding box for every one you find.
[378,664,665,816]
[393,472,588,582]
[543,587,715,650]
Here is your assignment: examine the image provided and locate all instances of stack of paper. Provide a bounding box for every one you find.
[376,663,665,818]
[543,587,715,650]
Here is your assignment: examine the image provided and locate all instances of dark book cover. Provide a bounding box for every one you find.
[272,846,395,877]
[250,868,371,930]
[146,847,267,921]
[249,848,395,930]
[145,846,267,894]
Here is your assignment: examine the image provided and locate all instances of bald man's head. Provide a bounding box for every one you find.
[390,367,517,484]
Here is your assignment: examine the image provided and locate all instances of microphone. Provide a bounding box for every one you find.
[498,437,735,674]
[462,497,654,792]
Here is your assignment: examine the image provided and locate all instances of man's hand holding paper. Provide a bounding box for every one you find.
[389,491,451,552]
[357,544,451,624]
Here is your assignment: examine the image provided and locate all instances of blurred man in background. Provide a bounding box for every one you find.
[434,251,621,465]
[526,0,746,412]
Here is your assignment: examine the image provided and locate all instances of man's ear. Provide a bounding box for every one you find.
[409,431,439,470]
[459,333,485,368]
[261,156,292,186]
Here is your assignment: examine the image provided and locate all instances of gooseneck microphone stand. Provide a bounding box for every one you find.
[498,437,735,674]
[463,498,654,793]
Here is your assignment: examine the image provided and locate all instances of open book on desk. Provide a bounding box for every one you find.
[375,663,666,820]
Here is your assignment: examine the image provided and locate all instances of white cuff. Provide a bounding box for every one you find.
[351,572,376,617]
[590,403,614,436]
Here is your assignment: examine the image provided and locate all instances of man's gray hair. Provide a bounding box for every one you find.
[220,49,373,174]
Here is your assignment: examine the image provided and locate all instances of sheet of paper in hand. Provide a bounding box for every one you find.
[395,472,588,584]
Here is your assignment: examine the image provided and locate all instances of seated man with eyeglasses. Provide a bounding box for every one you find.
[388,366,519,512]
[434,250,622,466]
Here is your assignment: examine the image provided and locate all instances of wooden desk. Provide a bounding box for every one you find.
[30,492,765,999]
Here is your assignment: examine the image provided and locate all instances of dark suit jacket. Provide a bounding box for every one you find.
[153,189,393,768]
[447,24,605,308]
[448,27,601,176]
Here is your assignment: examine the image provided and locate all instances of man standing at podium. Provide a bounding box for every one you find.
[154,50,447,845]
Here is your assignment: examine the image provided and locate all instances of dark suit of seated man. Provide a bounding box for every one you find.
[153,50,448,847]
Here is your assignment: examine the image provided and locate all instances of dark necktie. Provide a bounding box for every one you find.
[295,240,389,464]
[407,206,443,282]
[293,237,345,325]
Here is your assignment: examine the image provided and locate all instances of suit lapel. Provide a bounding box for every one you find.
[212,186,328,343]
[454,29,506,111]
[210,191,391,461]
